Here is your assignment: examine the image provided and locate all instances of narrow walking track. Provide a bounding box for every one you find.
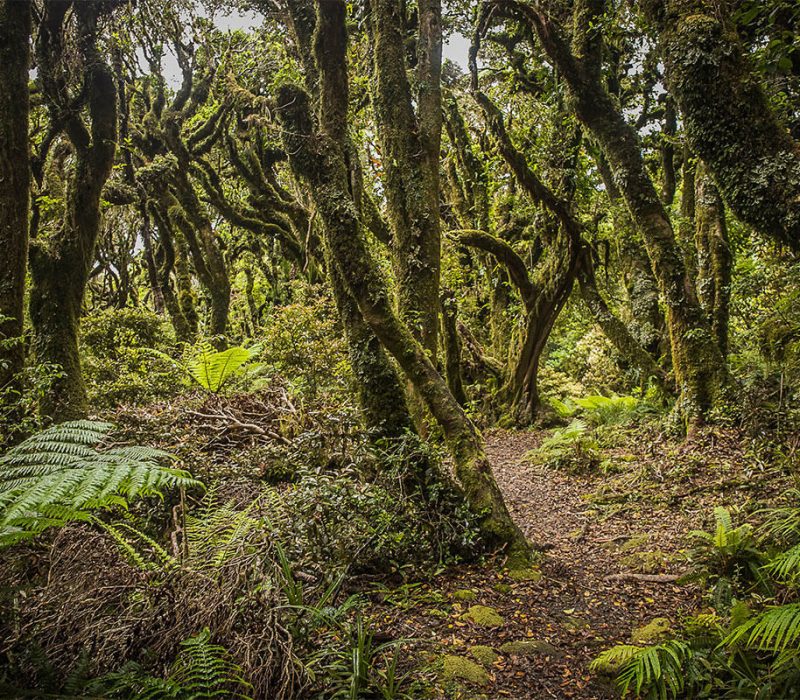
[374,429,706,699]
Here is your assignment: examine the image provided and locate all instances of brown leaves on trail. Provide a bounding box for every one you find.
[365,426,790,699]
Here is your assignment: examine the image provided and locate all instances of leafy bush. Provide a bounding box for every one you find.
[260,300,351,400]
[81,307,177,407]
[683,507,768,609]
[531,420,602,473]
[183,342,261,393]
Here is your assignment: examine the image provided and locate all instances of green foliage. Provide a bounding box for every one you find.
[81,307,178,408]
[260,298,351,400]
[591,640,693,700]
[573,394,641,426]
[0,420,199,546]
[532,420,602,473]
[89,629,252,699]
[183,342,261,393]
[684,507,768,608]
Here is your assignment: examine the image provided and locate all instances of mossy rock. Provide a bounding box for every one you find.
[452,588,477,602]
[620,550,668,574]
[506,566,542,582]
[618,533,650,552]
[441,654,491,686]
[631,617,671,644]
[468,645,499,667]
[462,605,504,627]
[499,640,564,658]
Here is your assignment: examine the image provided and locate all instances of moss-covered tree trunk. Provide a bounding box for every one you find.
[441,289,468,407]
[166,185,230,341]
[695,162,731,359]
[368,0,442,358]
[646,0,800,251]
[0,0,31,399]
[577,251,668,390]
[284,0,416,442]
[522,1,728,420]
[29,1,118,421]
[277,1,528,556]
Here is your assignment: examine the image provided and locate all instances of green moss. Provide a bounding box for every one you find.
[506,565,542,582]
[452,588,477,602]
[441,654,491,686]
[462,605,504,627]
[468,645,499,667]
[631,617,672,644]
[618,533,650,552]
[499,640,563,658]
[620,550,668,574]
[493,582,512,595]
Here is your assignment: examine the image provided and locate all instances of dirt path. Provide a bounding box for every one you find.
[373,429,704,699]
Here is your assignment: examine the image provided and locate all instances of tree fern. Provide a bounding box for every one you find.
[185,342,260,393]
[0,421,200,546]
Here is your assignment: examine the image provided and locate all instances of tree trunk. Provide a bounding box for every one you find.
[646,0,800,251]
[368,0,442,358]
[695,162,731,359]
[30,1,117,421]
[0,0,31,401]
[522,2,728,420]
[277,2,527,556]
[578,251,668,391]
[441,290,468,406]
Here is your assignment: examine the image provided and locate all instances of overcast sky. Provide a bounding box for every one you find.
[159,7,470,86]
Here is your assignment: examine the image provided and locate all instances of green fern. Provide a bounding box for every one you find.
[185,342,260,393]
[592,640,693,700]
[765,543,800,582]
[0,421,200,546]
[90,628,252,699]
[725,603,800,653]
[573,394,640,426]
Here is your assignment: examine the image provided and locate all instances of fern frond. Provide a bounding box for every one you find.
[0,421,201,546]
[185,344,257,393]
[765,544,800,582]
[616,640,692,700]
[725,603,800,653]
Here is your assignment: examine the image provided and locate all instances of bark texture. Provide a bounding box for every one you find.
[29,1,118,421]
[646,0,800,251]
[0,0,31,399]
[277,0,527,555]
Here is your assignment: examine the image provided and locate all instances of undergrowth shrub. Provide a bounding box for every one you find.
[0,434,473,699]
[530,420,602,473]
[592,501,800,698]
[81,308,177,408]
[260,299,351,401]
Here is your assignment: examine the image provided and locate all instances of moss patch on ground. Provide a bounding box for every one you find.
[441,654,491,686]
[461,605,504,627]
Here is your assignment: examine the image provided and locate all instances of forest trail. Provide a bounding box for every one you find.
[375,429,705,699]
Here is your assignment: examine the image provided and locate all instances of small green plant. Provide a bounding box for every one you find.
[684,507,768,609]
[573,393,642,426]
[184,342,261,393]
[0,421,199,546]
[590,640,693,700]
[88,628,252,699]
[532,419,602,473]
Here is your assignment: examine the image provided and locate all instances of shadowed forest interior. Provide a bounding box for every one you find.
[1,0,800,698]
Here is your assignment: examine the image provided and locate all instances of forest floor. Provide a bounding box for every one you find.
[365,426,793,699]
